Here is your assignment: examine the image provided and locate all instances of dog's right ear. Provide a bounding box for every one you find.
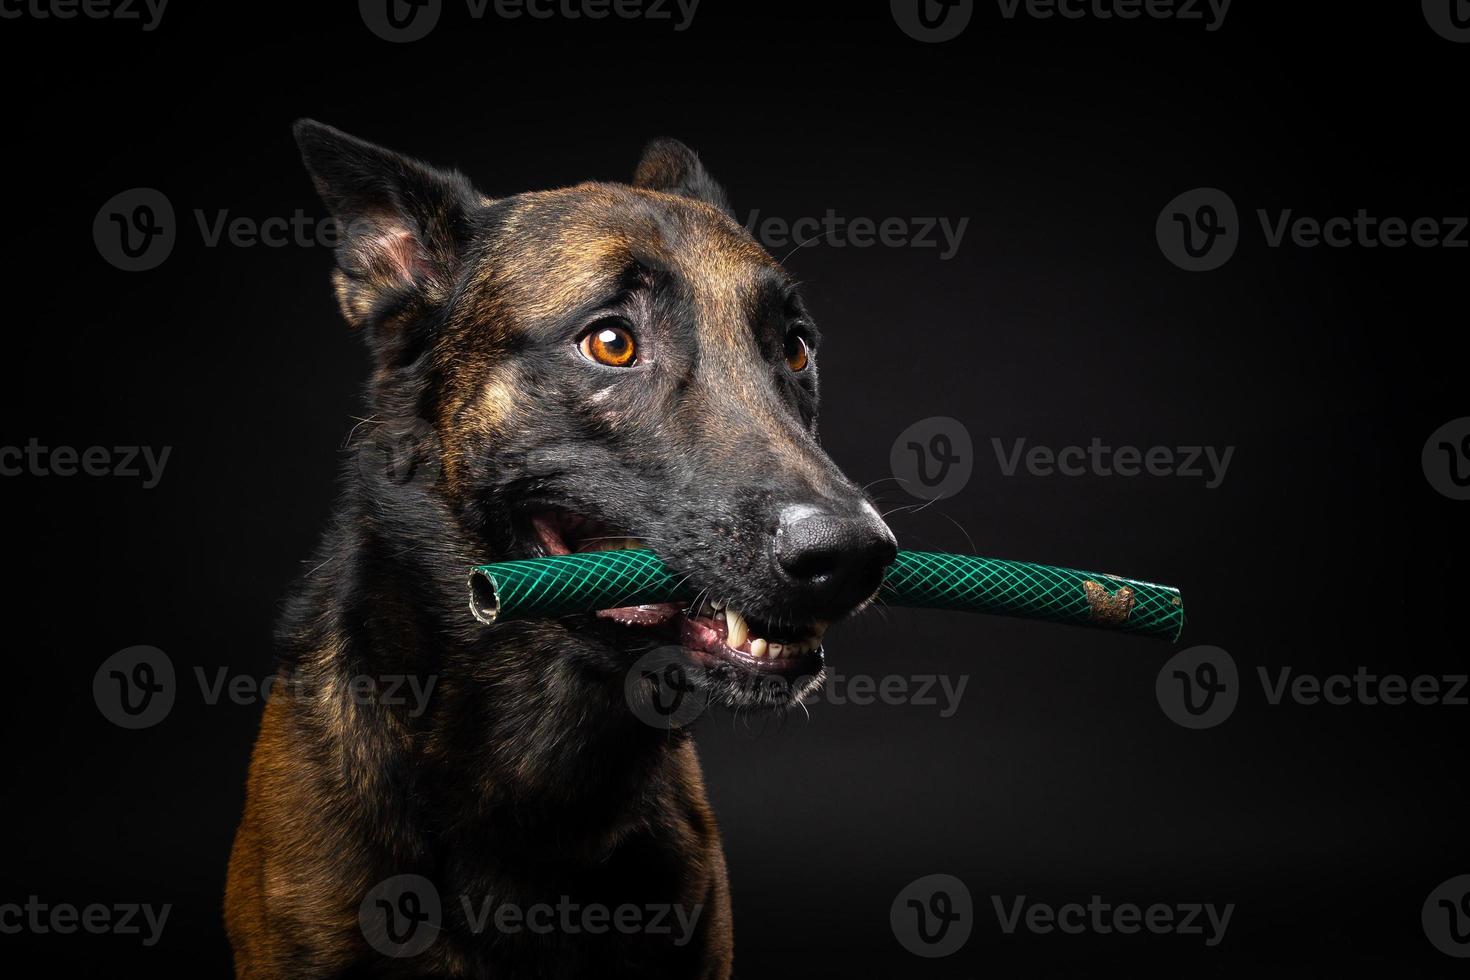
[293,119,480,331]
[632,138,732,216]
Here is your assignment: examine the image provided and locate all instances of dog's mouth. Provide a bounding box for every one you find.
[526,509,827,674]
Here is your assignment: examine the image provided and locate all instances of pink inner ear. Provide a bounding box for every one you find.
[359,219,432,286]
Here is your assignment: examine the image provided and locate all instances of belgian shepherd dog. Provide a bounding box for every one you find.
[224,121,897,978]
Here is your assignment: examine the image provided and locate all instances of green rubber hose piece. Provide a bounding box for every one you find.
[469,550,1184,641]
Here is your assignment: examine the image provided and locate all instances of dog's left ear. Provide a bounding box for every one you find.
[632,138,732,216]
[294,119,481,332]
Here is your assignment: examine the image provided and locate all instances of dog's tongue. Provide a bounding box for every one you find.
[595,603,684,627]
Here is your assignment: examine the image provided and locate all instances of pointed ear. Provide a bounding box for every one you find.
[293,119,480,330]
[632,138,732,215]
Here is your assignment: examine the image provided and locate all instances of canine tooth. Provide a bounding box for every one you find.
[750,638,768,658]
[726,608,749,648]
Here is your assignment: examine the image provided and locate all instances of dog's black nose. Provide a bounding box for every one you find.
[773,503,897,614]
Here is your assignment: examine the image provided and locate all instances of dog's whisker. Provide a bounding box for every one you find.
[341,414,381,449]
[778,230,836,265]
[860,476,908,493]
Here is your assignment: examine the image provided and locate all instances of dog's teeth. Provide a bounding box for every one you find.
[750,638,768,658]
[725,608,749,648]
[771,643,787,658]
[588,537,646,552]
[711,599,726,611]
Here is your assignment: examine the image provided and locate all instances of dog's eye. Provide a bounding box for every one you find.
[579,321,638,367]
[784,332,810,373]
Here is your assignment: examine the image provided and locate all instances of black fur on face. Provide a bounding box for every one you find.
[294,121,896,713]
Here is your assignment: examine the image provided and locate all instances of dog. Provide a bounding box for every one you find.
[224,120,897,978]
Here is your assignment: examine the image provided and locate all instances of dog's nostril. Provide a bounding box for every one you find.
[774,505,898,602]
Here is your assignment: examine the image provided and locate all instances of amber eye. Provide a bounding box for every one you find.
[784,332,810,373]
[579,321,638,367]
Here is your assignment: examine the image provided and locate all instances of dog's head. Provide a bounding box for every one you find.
[297,121,895,709]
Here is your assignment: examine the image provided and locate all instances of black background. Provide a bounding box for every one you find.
[2,1,1467,976]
